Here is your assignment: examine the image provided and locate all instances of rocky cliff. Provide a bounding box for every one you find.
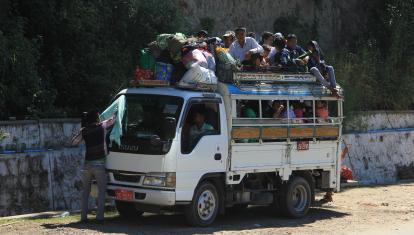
[177,0,369,51]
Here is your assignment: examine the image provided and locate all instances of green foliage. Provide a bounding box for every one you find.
[332,0,414,113]
[0,16,42,119]
[0,0,413,119]
[0,0,183,119]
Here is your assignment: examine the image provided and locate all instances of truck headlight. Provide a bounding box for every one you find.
[143,172,176,187]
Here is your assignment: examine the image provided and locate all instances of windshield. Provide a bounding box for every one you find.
[109,94,183,155]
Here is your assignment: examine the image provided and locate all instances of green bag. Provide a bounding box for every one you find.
[156,34,173,50]
[139,49,156,70]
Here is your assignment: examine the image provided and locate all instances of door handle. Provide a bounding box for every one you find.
[214,153,222,160]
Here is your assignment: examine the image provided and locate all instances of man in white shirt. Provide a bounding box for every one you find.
[229,27,263,62]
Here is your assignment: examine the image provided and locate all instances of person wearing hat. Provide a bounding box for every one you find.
[222,31,235,48]
[229,27,263,62]
[197,30,208,39]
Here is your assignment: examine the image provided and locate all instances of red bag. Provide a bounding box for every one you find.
[341,166,354,180]
[134,68,154,80]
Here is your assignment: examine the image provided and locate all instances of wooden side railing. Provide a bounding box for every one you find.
[231,118,341,141]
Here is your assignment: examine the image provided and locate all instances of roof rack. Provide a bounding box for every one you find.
[130,79,170,87]
[233,71,316,84]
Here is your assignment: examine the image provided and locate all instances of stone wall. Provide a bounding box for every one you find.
[0,119,80,152]
[342,130,414,185]
[0,148,84,216]
[0,112,414,216]
[177,0,367,51]
[341,111,414,184]
[0,119,85,216]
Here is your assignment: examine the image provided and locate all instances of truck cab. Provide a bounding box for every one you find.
[105,72,344,226]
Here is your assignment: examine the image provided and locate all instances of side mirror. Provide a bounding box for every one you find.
[162,117,177,140]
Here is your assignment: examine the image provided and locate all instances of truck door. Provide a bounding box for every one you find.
[176,98,227,201]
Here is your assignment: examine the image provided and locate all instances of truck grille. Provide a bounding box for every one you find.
[113,173,142,183]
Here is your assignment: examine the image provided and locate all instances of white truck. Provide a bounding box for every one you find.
[105,72,344,226]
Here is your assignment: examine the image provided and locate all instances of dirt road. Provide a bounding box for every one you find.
[1,182,413,235]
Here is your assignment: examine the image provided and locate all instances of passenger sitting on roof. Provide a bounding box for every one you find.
[259,31,274,46]
[306,41,341,98]
[260,32,277,64]
[197,30,208,39]
[222,31,235,49]
[272,101,296,119]
[229,27,263,62]
[271,35,287,66]
[242,52,267,71]
[261,45,272,66]
[280,34,307,72]
[247,32,256,40]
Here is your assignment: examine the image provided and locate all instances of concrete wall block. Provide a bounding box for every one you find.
[49,148,85,211]
[342,130,414,184]
[0,154,52,216]
[344,111,414,133]
[0,119,81,151]
[39,121,80,149]
[0,122,40,151]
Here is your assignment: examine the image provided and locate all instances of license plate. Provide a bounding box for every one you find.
[297,141,309,151]
[115,189,134,201]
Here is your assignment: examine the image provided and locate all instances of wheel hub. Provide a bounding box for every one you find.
[197,190,216,220]
[291,185,308,212]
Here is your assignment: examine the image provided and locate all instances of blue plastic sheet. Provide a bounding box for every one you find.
[99,95,126,145]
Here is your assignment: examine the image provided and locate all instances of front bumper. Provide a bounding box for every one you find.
[106,184,176,206]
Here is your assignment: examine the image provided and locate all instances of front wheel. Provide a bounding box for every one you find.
[185,181,219,226]
[279,176,311,218]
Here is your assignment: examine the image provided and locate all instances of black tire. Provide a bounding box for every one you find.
[185,181,219,227]
[279,176,311,218]
[115,200,144,218]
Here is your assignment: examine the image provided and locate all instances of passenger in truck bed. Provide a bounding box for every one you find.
[272,100,296,119]
[292,101,306,123]
[316,101,329,123]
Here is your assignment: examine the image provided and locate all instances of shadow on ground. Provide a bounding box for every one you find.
[41,206,349,234]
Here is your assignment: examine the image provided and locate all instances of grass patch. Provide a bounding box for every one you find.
[0,211,119,225]
[0,218,21,226]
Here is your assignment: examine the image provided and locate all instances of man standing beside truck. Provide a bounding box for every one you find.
[72,110,116,222]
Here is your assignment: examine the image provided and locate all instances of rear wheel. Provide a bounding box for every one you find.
[185,181,219,226]
[115,200,144,218]
[279,176,311,218]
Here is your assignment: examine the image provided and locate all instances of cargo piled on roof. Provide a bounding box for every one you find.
[130,29,342,98]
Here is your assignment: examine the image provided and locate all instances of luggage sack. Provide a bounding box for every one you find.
[139,49,156,70]
[155,62,174,81]
[177,64,217,90]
